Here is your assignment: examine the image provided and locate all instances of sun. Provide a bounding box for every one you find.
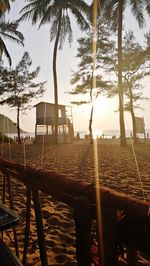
[92,96,118,130]
[93,97,109,113]
[73,95,119,132]
[93,129,103,139]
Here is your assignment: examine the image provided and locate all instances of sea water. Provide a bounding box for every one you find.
[76,129,150,139]
[6,129,150,140]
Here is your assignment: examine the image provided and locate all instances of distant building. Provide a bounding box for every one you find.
[135,116,145,134]
[34,102,74,144]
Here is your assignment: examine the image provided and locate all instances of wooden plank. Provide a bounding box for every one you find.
[0,159,150,220]
[32,188,48,266]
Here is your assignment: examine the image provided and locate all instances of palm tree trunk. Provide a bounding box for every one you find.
[118,0,127,147]
[53,10,62,144]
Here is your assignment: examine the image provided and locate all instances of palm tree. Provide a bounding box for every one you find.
[102,0,150,146]
[0,20,24,65]
[20,0,89,144]
[0,0,24,65]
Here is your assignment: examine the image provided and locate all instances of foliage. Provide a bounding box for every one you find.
[101,0,150,146]
[69,12,115,141]
[0,51,46,142]
[122,31,150,107]
[122,32,150,140]
[102,0,150,28]
[70,14,115,92]
[110,31,150,98]
[0,0,24,65]
[109,30,150,140]
[19,0,90,49]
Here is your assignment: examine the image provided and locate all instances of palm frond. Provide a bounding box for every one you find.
[145,0,150,14]
[19,1,42,24]
[58,11,72,49]
[70,7,89,31]
[130,0,145,28]
[0,31,24,45]
[20,0,52,26]
[0,21,24,41]
[38,5,58,28]
[0,37,11,65]
[50,13,60,42]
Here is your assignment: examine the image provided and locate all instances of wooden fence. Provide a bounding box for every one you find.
[0,158,150,266]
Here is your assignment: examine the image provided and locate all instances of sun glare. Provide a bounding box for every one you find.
[93,97,109,112]
[93,130,102,139]
[74,95,119,132]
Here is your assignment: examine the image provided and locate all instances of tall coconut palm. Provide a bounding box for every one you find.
[102,0,150,146]
[0,20,24,65]
[20,0,89,144]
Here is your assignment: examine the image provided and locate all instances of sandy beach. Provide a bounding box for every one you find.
[0,140,150,265]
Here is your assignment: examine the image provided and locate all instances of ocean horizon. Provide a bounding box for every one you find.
[7,129,150,140]
[76,129,150,139]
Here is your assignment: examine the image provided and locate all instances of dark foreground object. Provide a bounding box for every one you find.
[0,240,23,266]
[0,204,19,231]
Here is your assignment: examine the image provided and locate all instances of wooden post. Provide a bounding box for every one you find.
[1,173,6,240]
[2,173,6,204]
[22,185,32,265]
[74,196,92,266]
[32,188,48,266]
[6,173,19,258]
[100,208,118,266]
[127,243,137,266]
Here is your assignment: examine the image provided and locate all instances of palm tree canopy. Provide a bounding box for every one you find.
[102,0,150,28]
[0,19,24,65]
[20,0,90,48]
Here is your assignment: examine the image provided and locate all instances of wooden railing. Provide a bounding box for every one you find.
[0,158,150,266]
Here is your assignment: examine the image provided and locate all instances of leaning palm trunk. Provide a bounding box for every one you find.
[118,0,127,147]
[53,10,62,144]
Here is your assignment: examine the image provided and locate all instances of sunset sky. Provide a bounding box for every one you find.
[0,1,150,134]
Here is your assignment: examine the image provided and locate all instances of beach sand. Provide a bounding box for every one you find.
[0,140,150,265]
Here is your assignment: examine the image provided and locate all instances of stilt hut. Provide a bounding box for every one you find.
[34,102,74,144]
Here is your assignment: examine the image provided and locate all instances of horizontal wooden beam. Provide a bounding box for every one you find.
[0,158,150,220]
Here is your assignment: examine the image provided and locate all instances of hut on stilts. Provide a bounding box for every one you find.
[34,102,74,144]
